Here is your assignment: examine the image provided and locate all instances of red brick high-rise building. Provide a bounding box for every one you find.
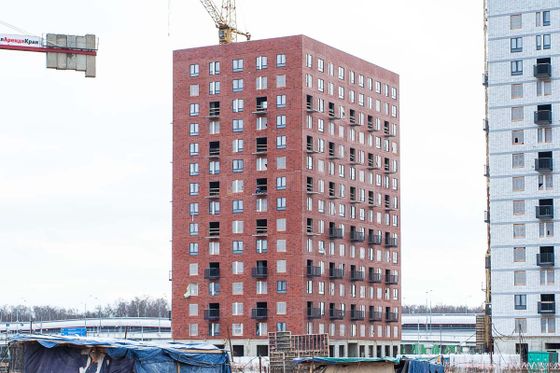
[172,35,401,358]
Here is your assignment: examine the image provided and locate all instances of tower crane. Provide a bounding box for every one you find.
[199,0,250,45]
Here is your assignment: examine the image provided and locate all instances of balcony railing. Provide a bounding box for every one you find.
[534,110,552,125]
[254,227,268,236]
[208,108,220,118]
[307,308,322,320]
[207,187,220,198]
[329,228,344,239]
[368,234,382,245]
[329,309,344,320]
[534,63,552,79]
[306,266,321,277]
[386,312,399,322]
[350,310,365,321]
[350,231,365,242]
[369,311,383,322]
[538,301,556,314]
[204,309,220,321]
[535,158,553,172]
[368,273,382,283]
[329,268,344,279]
[251,308,268,320]
[208,149,220,157]
[208,228,220,237]
[251,267,268,278]
[350,271,365,281]
[536,205,554,219]
[537,253,555,266]
[253,105,267,115]
[385,274,399,285]
[385,237,398,247]
[204,268,220,280]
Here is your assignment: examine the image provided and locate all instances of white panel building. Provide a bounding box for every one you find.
[486,0,559,355]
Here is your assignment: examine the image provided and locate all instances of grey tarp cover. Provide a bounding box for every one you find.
[10,334,231,373]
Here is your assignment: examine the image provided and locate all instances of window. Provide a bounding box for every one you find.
[186,283,198,296]
[189,183,199,196]
[189,242,199,255]
[232,220,244,234]
[232,240,244,254]
[305,53,312,68]
[208,282,220,296]
[209,81,220,94]
[513,224,526,238]
[232,79,244,92]
[232,119,244,132]
[209,121,220,134]
[189,143,199,156]
[209,61,220,75]
[232,139,244,153]
[256,157,268,171]
[189,84,199,96]
[276,176,286,190]
[256,239,268,253]
[536,11,551,27]
[538,127,552,143]
[539,222,554,237]
[277,239,286,252]
[276,197,287,211]
[189,64,199,77]
[540,268,555,285]
[189,123,199,136]
[513,247,526,262]
[256,56,267,70]
[537,80,551,96]
[232,282,243,295]
[276,115,286,128]
[514,270,526,286]
[232,302,243,316]
[209,242,219,255]
[232,159,244,173]
[277,302,287,315]
[541,318,556,333]
[188,303,198,316]
[276,322,287,332]
[209,160,220,174]
[514,294,527,310]
[276,95,286,108]
[276,280,287,293]
[536,34,551,50]
[232,180,243,193]
[512,130,524,144]
[512,176,524,191]
[513,200,525,215]
[232,59,243,72]
[256,76,268,90]
[511,107,523,121]
[510,14,522,30]
[189,103,200,116]
[277,218,287,232]
[276,260,287,273]
[232,99,244,113]
[256,281,267,294]
[511,84,523,99]
[232,261,244,275]
[189,203,199,216]
[538,174,553,190]
[514,318,527,333]
[256,322,268,336]
[276,135,287,149]
[510,37,523,52]
[512,153,524,168]
[317,58,324,72]
[232,200,244,213]
[277,156,286,169]
[256,198,267,212]
[276,54,286,67]
[276,74,286,88]
[511,60,523,75]
[338,66,345,80]
[189,163,199,176]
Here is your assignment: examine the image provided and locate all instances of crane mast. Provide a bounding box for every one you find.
[199,0,250,44]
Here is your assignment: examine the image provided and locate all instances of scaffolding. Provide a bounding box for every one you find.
[268,332,329,373]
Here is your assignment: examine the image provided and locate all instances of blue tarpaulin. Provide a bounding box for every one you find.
[9,334,231,373]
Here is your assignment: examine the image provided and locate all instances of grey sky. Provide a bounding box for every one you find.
[0,0,485,310]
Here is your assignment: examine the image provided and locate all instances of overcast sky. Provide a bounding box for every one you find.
[0,0,485,311]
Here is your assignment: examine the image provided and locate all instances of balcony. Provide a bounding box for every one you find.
[368,273,382,284]
[537,252,555,266]
[208,149,220,158]
[253,187,268,196]
[368,234,382,245]
[208,108,220,119]
[385,237,398,248]
[329,309,344,320]
[538,302,556,314]
[207,228,220,238]
[251,266,268,278]
[350,270,365,281]
[535,158,553,172]
[204,268,220,280]
[329,228,344,239]
[484,210,490,223]
[536,205,554,219]
[350,231,365,242]
[386,312,399,322]
[253,105,268,115]
[369,311,382,322]
[385,274,399,285]
[329,268,344,279]
[204,309,220,321]
[206,187,220,199]
[534,63,552,79]
[251,308,268,320]
[534,110,552,125]
[350,310,365,321]
[254,227,268,236]
[307,308,322,320]
[306,185,318,194]
[482,72,488,86]
[306,104,318,113]
[306,266,321,277]
[367,161,380,170]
